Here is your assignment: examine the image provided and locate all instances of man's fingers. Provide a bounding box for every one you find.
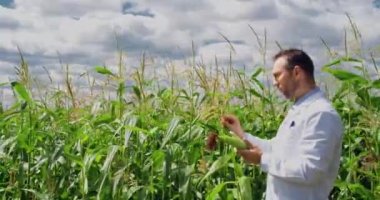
[237,149,255,164]
[220,115,236,126]
[220,117,229,127]
[243,139,256,149]
[237,149,250,157]
[237,146,262,165]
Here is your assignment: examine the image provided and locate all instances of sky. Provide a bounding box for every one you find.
[1,0,380,105]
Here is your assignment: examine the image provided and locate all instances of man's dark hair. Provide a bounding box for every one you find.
[273,48,314,79]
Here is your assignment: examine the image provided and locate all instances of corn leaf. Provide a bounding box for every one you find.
[238,176,252,200]
[322,68,367,84]
[152,150,165,170]
[199,154,232,185]
[124,116,138,147]
[251,67,263,79]
[323,59,341,67]
[372,79,380,89]
[206,182,227,200]
[132,86,141,100]
[11,81,32,103]
[95,66,114,76]
[161,117,180,148]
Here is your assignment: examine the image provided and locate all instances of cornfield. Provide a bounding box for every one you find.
[0,44,379,199]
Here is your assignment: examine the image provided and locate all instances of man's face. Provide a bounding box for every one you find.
[272,57,297,99]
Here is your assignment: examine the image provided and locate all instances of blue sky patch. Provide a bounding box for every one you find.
[373,0,380,8]
[122,2,154,17]
[0,0,14,8]
[122,2,134,11]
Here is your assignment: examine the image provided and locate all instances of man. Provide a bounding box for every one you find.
[221,49,343,200]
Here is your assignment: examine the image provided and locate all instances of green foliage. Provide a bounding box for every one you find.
[95,66,114,76]
[11,81,32,103]
[0,52,378,200]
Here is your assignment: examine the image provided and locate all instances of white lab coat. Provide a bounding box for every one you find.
[246,88,343,200]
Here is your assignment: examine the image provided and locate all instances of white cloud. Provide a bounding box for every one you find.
[0,0,379,103]
[13,0,121,17]
[198,42,254,66]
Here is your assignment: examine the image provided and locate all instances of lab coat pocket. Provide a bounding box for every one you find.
[278,125,300,155]
[285,122,302,144]
[289,121,298,132]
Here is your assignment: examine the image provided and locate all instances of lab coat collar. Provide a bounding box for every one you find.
[290,87,324,112]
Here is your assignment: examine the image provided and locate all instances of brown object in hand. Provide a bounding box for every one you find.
[226,117,234,124]
[222,116,234,125]
[206,132,218,151]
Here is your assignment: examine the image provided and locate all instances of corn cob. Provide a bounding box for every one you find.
[219,134,247,149]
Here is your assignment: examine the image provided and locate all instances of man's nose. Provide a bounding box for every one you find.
[273,80,278,87]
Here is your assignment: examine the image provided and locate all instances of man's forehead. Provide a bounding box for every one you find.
[272,57,288,73]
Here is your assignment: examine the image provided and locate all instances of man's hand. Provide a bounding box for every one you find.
[237,140,263,165]
[220,115,244,139]
[221,115,262,164]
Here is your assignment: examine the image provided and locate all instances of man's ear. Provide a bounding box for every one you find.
[293,65,302,77]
